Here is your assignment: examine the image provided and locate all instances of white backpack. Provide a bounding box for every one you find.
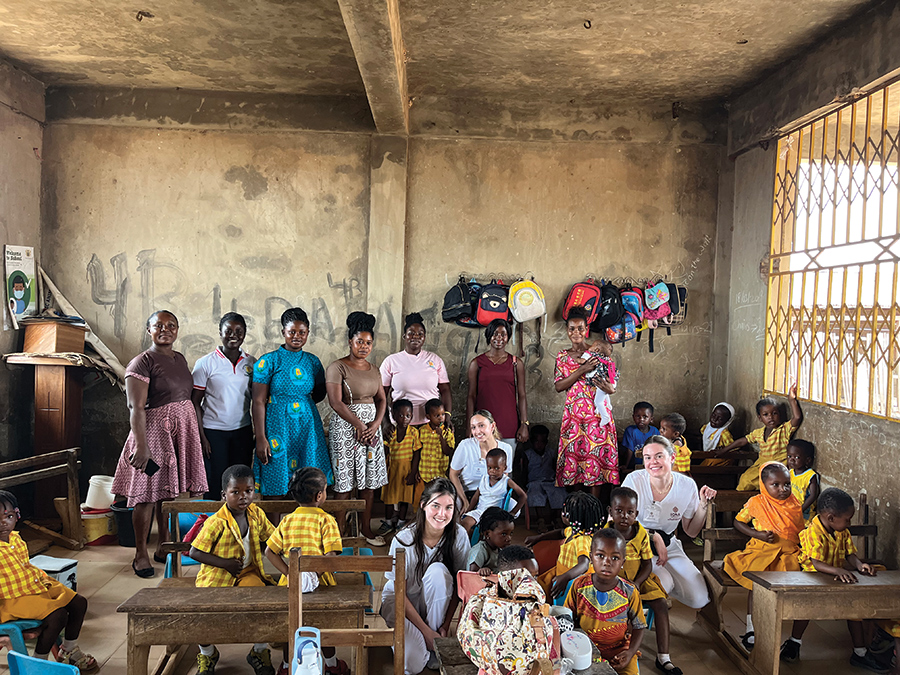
[509,279,546,322]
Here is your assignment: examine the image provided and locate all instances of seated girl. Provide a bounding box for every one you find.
[467,507,514,576]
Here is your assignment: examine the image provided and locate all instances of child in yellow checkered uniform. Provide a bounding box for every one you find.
[780,488,885,671]
[188,465,276,675]
[0,490,96,671]
[265,467,343,675]
[659,413,691,474]
[411,398,456,509]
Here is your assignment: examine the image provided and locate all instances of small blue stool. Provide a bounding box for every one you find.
[7,650,78,674]
[0,620,43,655]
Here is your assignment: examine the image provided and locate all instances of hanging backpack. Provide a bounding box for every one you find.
[619,285,645,324]
[644,280,670,311]
[509,279,546,323]
[456,279,483,327]
[591,281,624,330]
[442,277,473,323]
[638,283,688,352]
[476,280,511,326]
[606,313,637,344]
[457,569,560,675]
[562,279,601,323]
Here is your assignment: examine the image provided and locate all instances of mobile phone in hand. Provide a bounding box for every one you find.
[144,458,160,476]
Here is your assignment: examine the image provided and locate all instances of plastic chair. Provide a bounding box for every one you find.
[551,578,574,607]
[0,621,42,655]
[470,489,514,545]
[164,511,213,578]
[341,546,375,614]
[7,651,78,674]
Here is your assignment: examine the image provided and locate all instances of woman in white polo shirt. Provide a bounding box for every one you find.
[191,312,256,497]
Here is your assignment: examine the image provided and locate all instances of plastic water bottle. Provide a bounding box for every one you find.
[296,641,320,675]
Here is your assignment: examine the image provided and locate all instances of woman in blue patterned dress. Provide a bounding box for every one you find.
[252,307,331,496]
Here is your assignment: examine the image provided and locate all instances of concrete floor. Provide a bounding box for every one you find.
[0,522,873,674]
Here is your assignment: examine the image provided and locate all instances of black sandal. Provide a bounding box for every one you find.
[740,631,755,651]
[132,560,154,578]
[655,658,683,675]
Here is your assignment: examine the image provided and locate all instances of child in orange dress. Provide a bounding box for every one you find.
[723,462,803,650]
[0,490,96,671]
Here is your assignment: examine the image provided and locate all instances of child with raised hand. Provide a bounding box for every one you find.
[527,492,605,601]
[519,424,566,531]
[605,487,677,674]
[717,383,803,491]
[722,462,804,651]
[0,490,96,671]
[460,447,527,535]
[619,401,659,472]
[265,467,343,675]
[780,488,881,670]
[699,402,736,466]
[786,439,819,525]
[381,399,422,533]
[565,529,645,675]
[467,507,514,576]
[659,413,691,474]
[189,464,276,675]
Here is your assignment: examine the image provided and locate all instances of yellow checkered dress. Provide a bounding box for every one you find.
[673,440,692,473]
[191,503,275,587]
[417,424,455,482]
[799,514,857,572]
[0,531,52,599]
[267,506,342,586]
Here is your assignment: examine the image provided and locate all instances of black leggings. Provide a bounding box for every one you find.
[203,425,254,498]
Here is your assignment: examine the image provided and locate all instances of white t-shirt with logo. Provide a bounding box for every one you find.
[192,348,256,431]
[622,470,699,536]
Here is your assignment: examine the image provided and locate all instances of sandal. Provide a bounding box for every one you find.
[740,631,755,651]
[153,552,167,564]
[654,658,683,675]
[58,646,98,672]
[132,560,154,578]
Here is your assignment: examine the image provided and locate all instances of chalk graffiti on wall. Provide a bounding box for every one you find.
[86,253,128,338]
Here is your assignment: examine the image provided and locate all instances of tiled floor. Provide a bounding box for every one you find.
[0,522,876,674]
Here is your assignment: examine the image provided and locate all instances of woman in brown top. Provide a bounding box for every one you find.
[111,310,207,577]
[326,312,388,546]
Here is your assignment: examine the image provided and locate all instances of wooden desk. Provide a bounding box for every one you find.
[434,636,616,675]
[745,570,900,675]
[117,585,369,675]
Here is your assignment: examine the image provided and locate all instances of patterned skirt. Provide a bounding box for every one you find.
[556,411,619,487]
[111,399,208,507]
[328,403,387,493]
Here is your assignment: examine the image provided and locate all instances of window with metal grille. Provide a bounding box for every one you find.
[766,81,900,421]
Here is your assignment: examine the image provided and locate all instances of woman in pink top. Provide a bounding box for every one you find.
[465,319,529,461]
[381,312,453,427]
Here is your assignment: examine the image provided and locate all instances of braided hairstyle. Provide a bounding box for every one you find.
[0,490,20,521]
[287,467,327,504]
[347,311,376,340]
[563,492,604,538]
[281,307,309,329]
[478,507,513,540]
[403,312,425,334]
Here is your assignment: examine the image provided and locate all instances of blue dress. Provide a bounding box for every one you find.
[252,346,332,495]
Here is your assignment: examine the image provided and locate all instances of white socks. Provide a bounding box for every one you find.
[745,615,755,644]
[61,639,77,651]
[324,655,338,667]
[199,645,216,656]
[788,637,802,645]
[854,647,867,657]
[33,652,50,660]
[657,653,671,664]
[254,644,269,652]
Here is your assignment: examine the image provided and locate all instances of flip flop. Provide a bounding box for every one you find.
[132,560,154,578]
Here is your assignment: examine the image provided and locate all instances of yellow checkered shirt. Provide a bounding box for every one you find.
[0,531,52,599]
[746,420,797,464]
[267,506,342,586]
[417,424,455,482]
[799,515,857,572]
[191,503,275,587]
[557,526,592,572]
[673,440,692,473]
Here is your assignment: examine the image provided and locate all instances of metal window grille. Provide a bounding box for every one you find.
[766,81,900,421]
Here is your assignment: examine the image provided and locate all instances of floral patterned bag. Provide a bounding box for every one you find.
[457,569,560,675]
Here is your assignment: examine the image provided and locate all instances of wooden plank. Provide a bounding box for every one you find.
[690,466,747,475]
[712,490,758,512]
[318,629,395,647]
[703,528,750,542]
[162,536,367,556]
[0,464,72,488]
[750,585,782,675]
[0,448,79,475]
[744,569,900,591]
[117,585,369,613]
[292,553,394,573]
[690,451,758,461]
[65,450,84,544]
[18,519,82,550]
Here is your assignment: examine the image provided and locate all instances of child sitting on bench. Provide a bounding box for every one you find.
[779,488,882,671]
[265,467,344,675]
[786,439,820,525]
[722,462,803,650]
[189,464,276,675]
[0,490,96,671]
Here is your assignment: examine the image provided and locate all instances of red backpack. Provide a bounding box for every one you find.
[562,279,602,324]
[476,281,511,326]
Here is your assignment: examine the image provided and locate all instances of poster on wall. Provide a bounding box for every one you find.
[5,245,37,329]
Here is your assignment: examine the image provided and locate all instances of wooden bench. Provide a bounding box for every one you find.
[746,570,900,675]
[117,584,370,675]
[434,635,617,675]
[160,498,367,577]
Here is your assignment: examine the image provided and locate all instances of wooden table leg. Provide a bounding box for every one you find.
[127,641,150,675]
[750,585,781,675]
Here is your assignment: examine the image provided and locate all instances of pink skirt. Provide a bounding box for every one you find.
[111,400,207,507]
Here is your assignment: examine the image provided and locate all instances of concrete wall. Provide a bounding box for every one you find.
[0,60,43,461]
[725,0,900,565]
[40,119,727,479]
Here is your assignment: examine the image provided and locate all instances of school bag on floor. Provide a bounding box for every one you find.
[509,279,546,322]
[476,280,511,326]
[562,279,601,323]
[456,279,483,327]
[458,569,560,675]
[443,277,474,323]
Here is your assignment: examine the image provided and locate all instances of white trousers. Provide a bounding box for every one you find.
[381,563,453,675]
[650,537,710,609]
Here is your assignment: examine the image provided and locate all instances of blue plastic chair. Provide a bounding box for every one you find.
[0,621,43,655]
[164,510,214,578]
[7,651,78,674]
[551,578,574,607]
[469,489,514,545]
[341,547,375,614]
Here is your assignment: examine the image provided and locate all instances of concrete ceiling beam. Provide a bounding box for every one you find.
[336,0,409,136]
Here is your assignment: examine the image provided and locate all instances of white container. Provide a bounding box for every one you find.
[85,475,115,510]
[30,555,78,591]
[560,631,592,671]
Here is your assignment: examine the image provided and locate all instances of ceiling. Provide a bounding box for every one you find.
[0,0,881,106]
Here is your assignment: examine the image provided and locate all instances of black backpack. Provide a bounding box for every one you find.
[456,280,483,327]
[442,277,472,323]
[591,281,625,330]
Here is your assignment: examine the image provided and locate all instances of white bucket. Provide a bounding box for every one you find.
[85,475,115,510]
[560,631,592,671]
